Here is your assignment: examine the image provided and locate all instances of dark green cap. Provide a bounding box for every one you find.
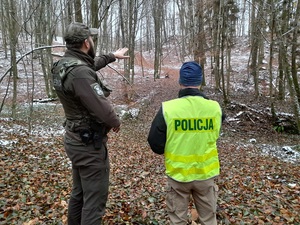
[64,22,98,44]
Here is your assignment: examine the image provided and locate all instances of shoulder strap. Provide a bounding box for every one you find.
[52,57,86,91]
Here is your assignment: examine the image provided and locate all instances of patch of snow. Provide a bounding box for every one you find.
[0,139,12,146]
[259,144,300,164]
[114,104,140,119]
[288,183,297,188]
[236,111,244,117]
[128,108,139,118]
[226,117,239,122]
[53,36,64,44]
[114,104,129,118]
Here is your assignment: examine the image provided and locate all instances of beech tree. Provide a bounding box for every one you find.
[0,0,299,132]
[152,0,164,79]
[2,0,19,119]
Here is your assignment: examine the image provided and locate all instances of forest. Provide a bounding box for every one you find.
[0,0,300,224]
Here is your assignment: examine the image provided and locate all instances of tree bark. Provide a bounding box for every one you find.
[153,0,164,80]
[74,0,83,22]
[291,0,300,103]
[4,0,19,119]
[249,0,260,98]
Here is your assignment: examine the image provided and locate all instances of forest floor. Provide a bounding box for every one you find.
[0,40,299,224]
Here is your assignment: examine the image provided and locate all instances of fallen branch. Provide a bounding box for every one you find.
[229,101,298,134]
[33,98,58,103]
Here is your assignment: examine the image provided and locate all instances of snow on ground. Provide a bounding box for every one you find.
[0,36,299,165]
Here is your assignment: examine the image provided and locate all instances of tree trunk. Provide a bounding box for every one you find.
[4,0,19,119]
[288,0,300,132]
[153,0,163,80]
[176,0,186,61]
[291,0,300,103]
[249,0,259,98]
[194,1,206,86]
[278,0,290,100]
[74,0,83,22]
[118,0,130,103]
[91,0,99,50]
[212,0,221,90]
[1,1,8,58]
[268,0,275,97]
[67,0,73,24]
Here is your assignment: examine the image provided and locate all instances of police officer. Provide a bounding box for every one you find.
[147,61,225,225]
[51,22,129,225]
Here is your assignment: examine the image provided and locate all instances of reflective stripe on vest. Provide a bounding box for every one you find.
[162,96,222,182]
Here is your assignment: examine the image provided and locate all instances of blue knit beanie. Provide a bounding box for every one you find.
[179,61,203,86]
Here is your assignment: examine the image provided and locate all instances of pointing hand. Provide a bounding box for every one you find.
[113,48,130,59]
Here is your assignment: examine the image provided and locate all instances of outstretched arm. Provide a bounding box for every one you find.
[94,47,129,71]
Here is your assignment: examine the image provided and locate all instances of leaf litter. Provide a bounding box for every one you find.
[1,41,299,224]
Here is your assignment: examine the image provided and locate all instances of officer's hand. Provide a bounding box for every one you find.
[113,48,130,59]
[112,126,120,133]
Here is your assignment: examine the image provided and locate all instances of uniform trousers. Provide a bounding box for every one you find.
[166,176,219,225]
[65,141,110,225]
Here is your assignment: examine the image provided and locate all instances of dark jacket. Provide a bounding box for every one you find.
[52,48,120,145]
[147,88,226,154]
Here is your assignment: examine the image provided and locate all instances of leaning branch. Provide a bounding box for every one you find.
[0,45,66,83]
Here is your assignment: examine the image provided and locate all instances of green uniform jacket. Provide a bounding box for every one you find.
[52,48,120,147]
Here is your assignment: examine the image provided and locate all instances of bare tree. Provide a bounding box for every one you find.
[249,0,261,98]
[0,1,8,58]
[194,1,206,85]
[277,0,290,100]
[211,0,222,90]
[176,0,187,61]
[289,0,300,133]
[74,0,83,22]
[128,0,140,84]
[291,0,300,103]
[153,0,164,79]
[268,0,276,97]
[222,0,238,103]
[32,0,60,99]
[3,0,19,119]
[0,0,299,132]
[91,0,115,52]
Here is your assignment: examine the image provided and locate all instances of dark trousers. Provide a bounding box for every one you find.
[65,142,110,225]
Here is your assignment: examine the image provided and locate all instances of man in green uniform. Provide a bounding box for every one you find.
[148,61,225,225]
[51,22,129,225]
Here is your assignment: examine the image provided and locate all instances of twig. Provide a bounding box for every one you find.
[107,65,132,87]
[106,65,140,97]
[0,45,66,83]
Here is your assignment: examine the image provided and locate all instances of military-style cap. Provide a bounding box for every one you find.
[64,22,98,44]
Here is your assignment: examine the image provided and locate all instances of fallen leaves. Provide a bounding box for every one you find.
[0,121,71,224]
[217,144,300,224]
[0,112,299,224]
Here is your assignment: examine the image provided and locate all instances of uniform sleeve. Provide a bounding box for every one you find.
[94,53,116,71]
[221,109,226,122]
[72,74,120,128]
[147,107,166,155]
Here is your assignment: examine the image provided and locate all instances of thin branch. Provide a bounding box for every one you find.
[106,65,139,96]
[0,45,65,83]
[107,65,132,86]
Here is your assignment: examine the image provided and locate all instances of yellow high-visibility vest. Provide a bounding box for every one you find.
[162,96,222,182]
